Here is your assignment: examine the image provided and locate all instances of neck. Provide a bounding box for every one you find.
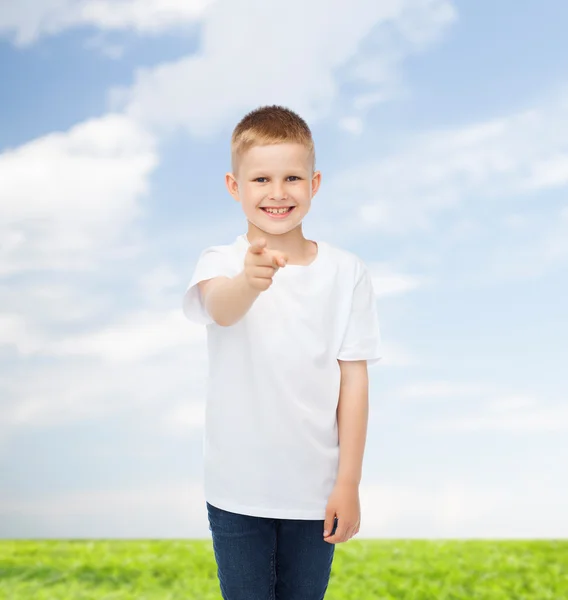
[246,223,316,265]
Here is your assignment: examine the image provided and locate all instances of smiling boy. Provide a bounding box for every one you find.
[183,105,382,599]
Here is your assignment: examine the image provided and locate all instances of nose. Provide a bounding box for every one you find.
[269,182,286,201]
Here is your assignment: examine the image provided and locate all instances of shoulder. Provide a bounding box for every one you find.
[189,236,247,283]
[320,240,367,279]
[197,235,247,261]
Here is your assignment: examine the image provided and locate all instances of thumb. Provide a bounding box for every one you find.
[323,510,335,537]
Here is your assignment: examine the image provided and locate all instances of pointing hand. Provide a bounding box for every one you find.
[244,238,288,291]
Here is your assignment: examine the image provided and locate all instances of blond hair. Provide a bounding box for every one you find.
[231,105,315,175]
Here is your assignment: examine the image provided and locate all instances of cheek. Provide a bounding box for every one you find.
[241,187,261,205]
[297,184,312,199]
[243,198,260,211]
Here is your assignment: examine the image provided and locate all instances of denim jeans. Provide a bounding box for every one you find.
[206,502,337,600]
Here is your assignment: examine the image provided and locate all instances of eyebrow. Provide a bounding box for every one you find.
[249,170,307,177]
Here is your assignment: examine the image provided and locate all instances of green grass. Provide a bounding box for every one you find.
[1,540,566,599]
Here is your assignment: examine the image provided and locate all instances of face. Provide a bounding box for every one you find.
[226,142,321,237]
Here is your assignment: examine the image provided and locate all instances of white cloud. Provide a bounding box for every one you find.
[0,0,213,46]
[339,117,364,136]
[0,313,43,356]
[162,401,206,433]
[0,303,207,436]
[368,262,427,297]
[51,309,204,362]
[0,281,110,328]
[138,264,184,302]
[486,395,536,413]
[0,296,203,361]
[4,0,567,543]
[424,403,568,433]
[360,480,568,538]
[0,338,207,435]
[397,380,568,433]
[503,213,530,230]
[0,481,211,538]
[398,380,495,400]
[0,276,208,445]
[359,482,509,538]
[0,113,158,275]
[0,103,208,439]
[375,343,418,367]
[329,89,568,235]
[353,91,389,110]
[482,204,568,281]
[539,205,568,262]
[84,33,126,59]
[4,478,564,538]
[114,0,455,137]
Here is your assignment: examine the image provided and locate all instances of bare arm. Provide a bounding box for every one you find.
[335,359,369,486]
[198,273,261,327]
[198,237,288,327]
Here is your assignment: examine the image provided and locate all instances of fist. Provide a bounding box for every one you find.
[244,238,288,291]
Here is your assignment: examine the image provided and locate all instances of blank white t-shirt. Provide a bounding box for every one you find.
[183,233,381,519]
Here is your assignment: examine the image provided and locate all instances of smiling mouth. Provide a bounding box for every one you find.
[260,206,296,216]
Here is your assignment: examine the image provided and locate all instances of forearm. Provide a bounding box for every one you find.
[204,272,261,326]
[336,360,369,486]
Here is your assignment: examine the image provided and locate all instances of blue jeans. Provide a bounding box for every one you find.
[206,502,337,600]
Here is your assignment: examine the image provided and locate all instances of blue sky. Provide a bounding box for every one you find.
[1,0,567,539]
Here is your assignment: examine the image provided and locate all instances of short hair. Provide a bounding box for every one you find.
[231,105,315,175]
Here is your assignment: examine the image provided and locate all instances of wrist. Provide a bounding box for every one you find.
[234,271,263,299]
[235,270,256,292]
[335,476,360,488]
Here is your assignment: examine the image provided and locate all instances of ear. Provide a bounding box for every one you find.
[311,170,322,197]
[225,172,240,201]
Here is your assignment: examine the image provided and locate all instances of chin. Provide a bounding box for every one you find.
[248,220,301,237]
[247,211,302,234]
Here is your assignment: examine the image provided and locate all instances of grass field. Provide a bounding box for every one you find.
[1,539,566,599]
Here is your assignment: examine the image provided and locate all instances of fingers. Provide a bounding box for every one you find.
[253,250,287,268]
[323,520,359,544]
[324,530,347,544]
[323,514,335,539]
[245,240,287,292]
[271,252,288,268]
[323,523,344,544]
[248,238,267,254]
[247,239,287,267]
[254,266,277,279]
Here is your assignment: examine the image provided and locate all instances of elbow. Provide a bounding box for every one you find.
[204,300,231,327]
[209,312,235,327]
[214,317,233,327]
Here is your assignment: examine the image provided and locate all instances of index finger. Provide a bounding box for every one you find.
[249,238,266,254]
[270,251,288,267]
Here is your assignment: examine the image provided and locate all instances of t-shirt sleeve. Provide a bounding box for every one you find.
[182,246,237,325]
[337,260,382,366]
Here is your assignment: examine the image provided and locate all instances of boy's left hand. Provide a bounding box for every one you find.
[323,481,360,544]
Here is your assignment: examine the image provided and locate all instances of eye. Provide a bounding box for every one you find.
[253,176,301,183]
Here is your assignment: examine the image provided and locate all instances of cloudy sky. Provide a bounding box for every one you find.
[1,0,567,539]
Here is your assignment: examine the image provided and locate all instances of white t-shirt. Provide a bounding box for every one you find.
[183,233,382,519]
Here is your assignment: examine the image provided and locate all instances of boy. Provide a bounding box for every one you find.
[182,105,381,600]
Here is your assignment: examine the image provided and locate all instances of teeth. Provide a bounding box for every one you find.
[265,207,291,214]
